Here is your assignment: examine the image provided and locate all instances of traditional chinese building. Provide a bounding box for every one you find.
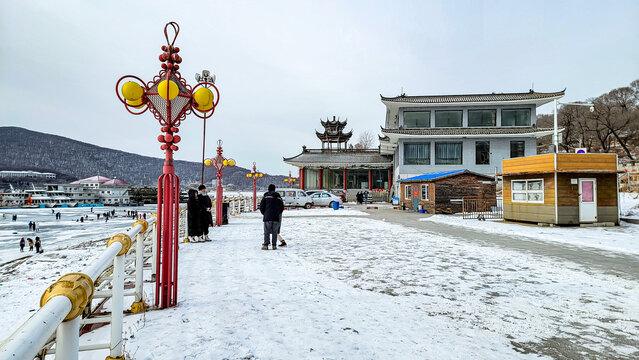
[284,117,393,192]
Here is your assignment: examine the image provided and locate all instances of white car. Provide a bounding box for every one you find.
[309,191,341,207]
[276,188,313,209]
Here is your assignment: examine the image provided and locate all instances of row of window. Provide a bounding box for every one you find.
[404,141,526,165]
[403,109,531,128]
[404,184,429,200]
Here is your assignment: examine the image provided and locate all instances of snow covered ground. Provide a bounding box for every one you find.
[420,215,639,255]
[620,191,639,219]
[2,202,639,359]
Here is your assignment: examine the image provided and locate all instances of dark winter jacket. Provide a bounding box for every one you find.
[187,189,203,236]
[198,192,214,228]
[260,191,284,222]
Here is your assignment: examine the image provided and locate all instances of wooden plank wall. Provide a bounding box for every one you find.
[556,154,617,171]
[502,154,555,174]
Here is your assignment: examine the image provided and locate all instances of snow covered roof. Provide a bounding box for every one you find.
[70,175,113,184]
[102,178,128,185]
[400,169,493,182]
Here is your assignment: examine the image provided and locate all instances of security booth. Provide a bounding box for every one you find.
[501,153,621,225]
[399,169,496,213]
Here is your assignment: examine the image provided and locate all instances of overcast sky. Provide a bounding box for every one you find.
[1,0,638,176]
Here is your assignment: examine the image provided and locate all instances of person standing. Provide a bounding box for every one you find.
[19,237,25,252]
[187,189,203,242]
[27,238,34,251]
[259,184,284,250]
[197,185,213,241]
[35,237,42,253]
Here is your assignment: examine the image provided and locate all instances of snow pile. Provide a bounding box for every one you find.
[620,192,639,219]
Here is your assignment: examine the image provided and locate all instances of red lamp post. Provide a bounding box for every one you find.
[204,140,235,226]
[245,162,264,211]
[115,22,220,308]
[284,171,298,188]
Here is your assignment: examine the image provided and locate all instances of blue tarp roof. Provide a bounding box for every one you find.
[399,169,468,182]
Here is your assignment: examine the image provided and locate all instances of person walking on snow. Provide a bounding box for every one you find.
[35,237,42,253]
[260,184,284,250]
[19,237,25,252]
[27,238,34,251]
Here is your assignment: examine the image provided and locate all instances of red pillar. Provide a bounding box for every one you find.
[368,169,372,190]
[388,168,392,192]
[319,168,323,189]
[343,168,347,190]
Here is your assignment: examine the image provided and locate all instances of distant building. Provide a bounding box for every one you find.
[284,117,393,191]
[379,90,565,196]
[0,170,56,179]
[70,176,130,206]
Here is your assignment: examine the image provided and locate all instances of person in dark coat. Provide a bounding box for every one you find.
[35,237,42,253]
[19,237,25,252]
[260,184,284,250]
[197,185,213,241]
[187,189,204,242]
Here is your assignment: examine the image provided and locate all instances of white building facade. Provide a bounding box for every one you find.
[379,90,564,196]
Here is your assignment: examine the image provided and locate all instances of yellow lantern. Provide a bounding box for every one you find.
[246,174,251,178]
[222,159,228,166]
[204,159,212,166]
[228,159,236,166]
[193,88,214,112]
[121,81,144,101]
[157,80,179,100]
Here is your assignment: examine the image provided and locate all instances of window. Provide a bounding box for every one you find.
[468,110,496,126]
[404,111,430,128]
[435,110,463,127]
[435,142,462,164]
[421,184,429,200]
[475,141,490,165]
[511,179,544,203]
[404,185,411,200]
[502,109,531,126]
[404,143,430,165]
[285,191,296,197]
[322,193,330,198]
[510,141,525,158]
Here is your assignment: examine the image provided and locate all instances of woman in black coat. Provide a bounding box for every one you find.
[187,189,203,241]
[197,185,213,240]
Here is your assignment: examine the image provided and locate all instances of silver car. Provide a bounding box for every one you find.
[309,191,341,207]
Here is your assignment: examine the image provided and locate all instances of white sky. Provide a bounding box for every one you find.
[1,0,638,175]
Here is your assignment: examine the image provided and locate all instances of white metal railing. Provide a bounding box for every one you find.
[0,215,158,360]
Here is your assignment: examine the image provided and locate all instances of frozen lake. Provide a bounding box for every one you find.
[0,206,153,264]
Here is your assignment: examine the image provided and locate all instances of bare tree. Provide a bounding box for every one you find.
[354,131,375,150]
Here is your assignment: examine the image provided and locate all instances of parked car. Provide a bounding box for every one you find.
[309,191,341,207]
[304,190,321,196]
[275,188,313,209]
[329,189,346,203]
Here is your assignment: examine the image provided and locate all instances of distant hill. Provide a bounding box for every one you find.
[0,126,286,189]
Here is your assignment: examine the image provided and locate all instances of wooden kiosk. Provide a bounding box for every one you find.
[501,153,620,225]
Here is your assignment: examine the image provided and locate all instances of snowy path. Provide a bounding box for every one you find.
[2,207,638,359]
[115,209,638,359]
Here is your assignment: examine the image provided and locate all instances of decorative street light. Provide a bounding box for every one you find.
[204,139,235,226]
[115,22,220,309]
[284,171,298,188]
[196,69,216,185]
[245,162,264,211]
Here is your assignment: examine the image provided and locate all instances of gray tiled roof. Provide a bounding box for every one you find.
[380,90,565,104]
[381,127,556,136]
[284,150,392,168]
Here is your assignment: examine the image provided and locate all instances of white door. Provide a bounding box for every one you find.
[578,178,597,223]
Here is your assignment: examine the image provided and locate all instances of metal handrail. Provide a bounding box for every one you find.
[0,216,156,360]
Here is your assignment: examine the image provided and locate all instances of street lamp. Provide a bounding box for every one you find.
[553,99,595,152]
[204,139,235,226]
[196,70,216,185]
[283,171,298,188]
[115,22,220,309]
[245,161,264,211]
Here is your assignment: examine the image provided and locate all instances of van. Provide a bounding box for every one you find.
[276,188,313,209]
